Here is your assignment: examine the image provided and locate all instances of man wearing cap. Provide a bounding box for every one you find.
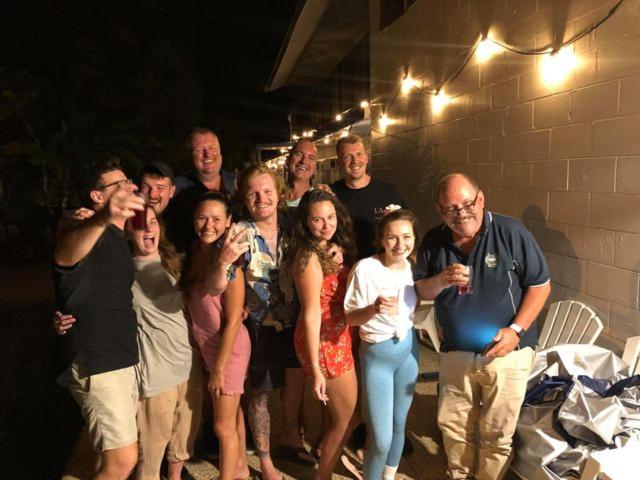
[139,161,176,215]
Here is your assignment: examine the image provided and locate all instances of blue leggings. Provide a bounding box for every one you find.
[360,331,419,480]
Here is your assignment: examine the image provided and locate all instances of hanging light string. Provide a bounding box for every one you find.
[291,0,625,140]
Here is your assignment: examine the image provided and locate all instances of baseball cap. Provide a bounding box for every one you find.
[141,161,174,181]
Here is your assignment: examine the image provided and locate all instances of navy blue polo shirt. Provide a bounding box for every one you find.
[416,211,549,353]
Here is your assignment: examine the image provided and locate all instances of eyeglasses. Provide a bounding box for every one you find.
[439,191,480,217]
[98,178,133,190]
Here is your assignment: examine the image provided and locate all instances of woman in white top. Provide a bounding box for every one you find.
[344,208,420,480]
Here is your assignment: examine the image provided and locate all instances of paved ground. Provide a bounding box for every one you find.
[0,263,517,479]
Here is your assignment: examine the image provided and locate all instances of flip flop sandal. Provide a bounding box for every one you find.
[273,445,317,465]
[340,454,364,480]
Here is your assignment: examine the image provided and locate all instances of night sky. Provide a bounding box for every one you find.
[0,0,303,261]
[0,0,300,170]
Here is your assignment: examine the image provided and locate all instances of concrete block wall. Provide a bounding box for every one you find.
[368,0,640,351]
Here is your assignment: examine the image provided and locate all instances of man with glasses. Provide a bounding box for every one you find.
[53,157,145,480]
[167,127,236,252]
[415,173,550,480]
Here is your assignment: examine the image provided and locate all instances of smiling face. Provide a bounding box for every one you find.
[194,199,231,246]
[129,208,160,257]
[140,173,175,214]
[288,140,317,184]
[245,173,278,222]
[306,200,337,244]
[337,141,368,182]
[380,219,415,263]
[192,132,222,178]
[437,175,485,241]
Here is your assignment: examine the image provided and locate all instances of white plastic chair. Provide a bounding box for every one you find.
[622,335,640,375]
[537,300,603,351]
[414,300,440,352]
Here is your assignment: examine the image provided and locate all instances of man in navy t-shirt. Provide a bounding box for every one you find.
[330,134,404,259]
[415,173,550,480]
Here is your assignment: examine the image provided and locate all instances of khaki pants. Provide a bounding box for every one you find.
[438,347,534,480]
[136,368,204,480]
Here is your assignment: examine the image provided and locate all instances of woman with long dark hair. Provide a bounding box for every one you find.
[289,189,358,480]
[181,191,251,480]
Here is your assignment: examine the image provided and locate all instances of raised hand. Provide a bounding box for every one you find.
[440,263,471,288]
[217,223,250,267]
[98,185,145,225]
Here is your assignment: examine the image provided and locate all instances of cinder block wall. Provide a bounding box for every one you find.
[369,0,640,351]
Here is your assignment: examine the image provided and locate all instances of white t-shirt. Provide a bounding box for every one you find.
[344,256,417,344]
[133,257,195,398]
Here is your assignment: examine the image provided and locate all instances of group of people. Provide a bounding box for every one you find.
[52,127,551,480]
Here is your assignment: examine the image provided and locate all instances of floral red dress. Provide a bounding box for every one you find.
[295,266,354,379]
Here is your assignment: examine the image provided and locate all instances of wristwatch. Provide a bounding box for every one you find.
[509,323,525,338]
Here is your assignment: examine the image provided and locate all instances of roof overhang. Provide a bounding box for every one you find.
[266,0,368,91]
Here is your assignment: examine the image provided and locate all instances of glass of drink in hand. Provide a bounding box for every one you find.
[380,286,400,315]
[458,265,474,295]
[131,192,147,230]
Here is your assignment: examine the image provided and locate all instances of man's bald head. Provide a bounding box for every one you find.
[436,173,479,201]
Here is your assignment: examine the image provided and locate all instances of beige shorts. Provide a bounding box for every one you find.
[68,361,139,452]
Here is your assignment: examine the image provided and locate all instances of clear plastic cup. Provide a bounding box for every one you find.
[380,286,400,315]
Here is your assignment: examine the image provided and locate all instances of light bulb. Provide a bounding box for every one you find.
[401,74,421,95]
[540,47,579,88]
[476,38,503,63]
[432,91,451,114]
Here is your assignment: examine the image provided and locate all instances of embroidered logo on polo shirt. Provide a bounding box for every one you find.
[485,253,498,268]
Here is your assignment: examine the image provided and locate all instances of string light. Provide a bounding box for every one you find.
[292,134,300,141]
[290,1,622,138]
[340,129,349,138]
[379,113,397,131]
[401,74,422,95]
[476,37,503,63]
[323,136,331,144]
[540,47,579,88]
[431,91,451,114]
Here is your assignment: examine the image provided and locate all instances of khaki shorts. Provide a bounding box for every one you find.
[68,361,139,452]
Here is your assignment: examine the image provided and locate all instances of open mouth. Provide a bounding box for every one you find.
[143,235,156,248]
[148,198,160,206]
